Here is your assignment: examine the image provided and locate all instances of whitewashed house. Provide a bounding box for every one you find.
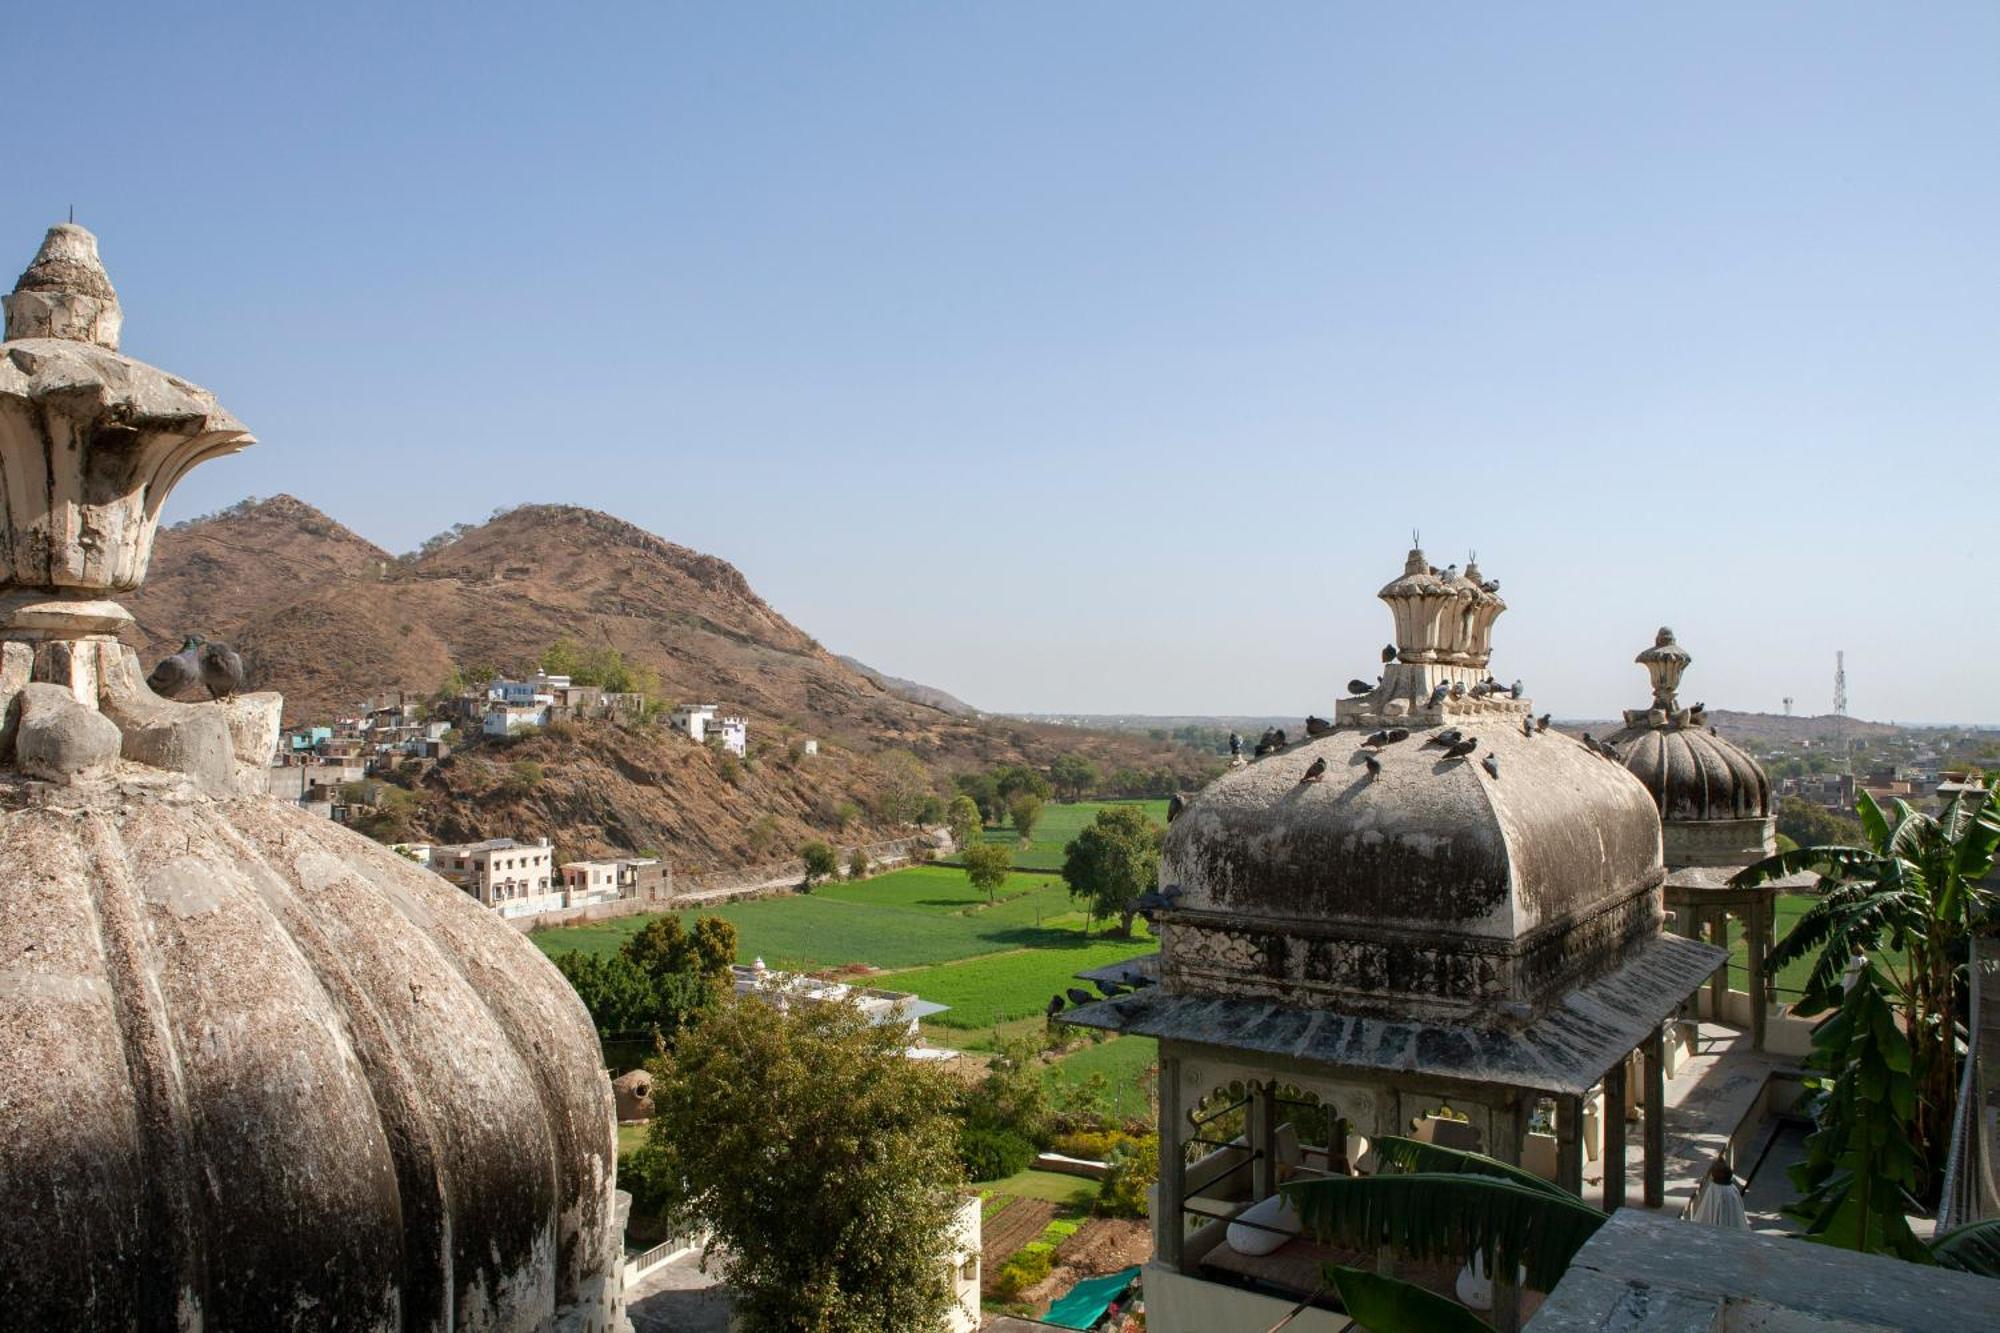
[429,837,561,917]
[670,703,747,756]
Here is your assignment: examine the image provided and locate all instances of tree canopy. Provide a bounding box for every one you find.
[1061,804,1163,935]
[1008,794,1044,843]
[961,840,1013,903]
[553,913,738,1050]
[1049,753,1101,802]
[636,997,966,1332]
[800,840,839,887]
[945,794,983,850]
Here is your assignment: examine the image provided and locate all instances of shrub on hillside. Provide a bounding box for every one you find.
[716,752,744,787]
[958,1126,1034,1183]
[992,1248,1053,1301]
[1050,1128,1132,1161]
[799,840,838,888]
[1096,1134,1158,1219]
[847,847,871,879]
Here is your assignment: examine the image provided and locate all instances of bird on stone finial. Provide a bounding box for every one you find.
[1427,682,1450,707]
[1381,643,1398,664]
[1509,680,1523,699]
[1442,736,1478,760]
[1450,680,1467,699]
[1480,579,1501,593]
[1305,715,1333,737]
[199,641,245,699]
[1536,712,1551,733]
[1482,753,1500,779]
[147,635,203,697]
[1300,756,1328,784]
[1424,728,1465,749]
[1346,678,1374,696]
[1363,753,1382,780]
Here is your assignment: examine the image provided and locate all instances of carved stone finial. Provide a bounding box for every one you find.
[4,223,122,349]
[1635,626,1693,714]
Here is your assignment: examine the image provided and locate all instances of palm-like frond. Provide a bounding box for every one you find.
[1367,1135,1575,1200]
[1284,1173,1604,1293]
[1931,1218,2000,1276]
[1321,1264,1493,1333]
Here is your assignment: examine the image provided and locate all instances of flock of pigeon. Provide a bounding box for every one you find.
[146,635,245,700]
[1046,970,1159,1017]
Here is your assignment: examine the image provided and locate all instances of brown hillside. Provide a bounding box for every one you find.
[125,498,1214,867]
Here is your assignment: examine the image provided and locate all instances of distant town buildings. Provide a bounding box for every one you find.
[670,703,748,756]
[419,837,561,917]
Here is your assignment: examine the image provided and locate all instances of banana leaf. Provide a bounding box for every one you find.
[1932,1218,2000,1276]
[1367,1135,1577,1200]
[1284,1172,1604,1293]
[1323,1264,1492,1333]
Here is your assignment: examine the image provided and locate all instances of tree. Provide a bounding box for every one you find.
[993,764,1052,806]
[873,749,932,826]
[956,772,1003,825]
[1061,804,1163,936]
[1777,796,1863,849]
[945,795,983,851]
[962,841,1013,904]
[553,913,738,1049]
[1008,794,1044,844]
[960,1033,1052,1147]
[623,914,737,994]
[1737,779,2000,1206]
[1049,754,1100,802]
[1096,1134,1158,1218]
[640,997,965,1332]
[800,840,839,889]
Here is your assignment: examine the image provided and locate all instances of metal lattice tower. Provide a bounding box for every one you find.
[1833,651,1847,717]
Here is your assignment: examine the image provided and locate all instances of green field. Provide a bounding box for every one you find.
[531,867,1091,972]
[879,935,1155,1030]
[978,799,1169,871]
[974,1168,1098,1206]
[1720,891,1908,1001]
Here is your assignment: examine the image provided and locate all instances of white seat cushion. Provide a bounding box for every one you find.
[1225,1192,1301,1257]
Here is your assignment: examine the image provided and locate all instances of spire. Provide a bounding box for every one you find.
[4,223,122,349]
[1636,626,1693,712]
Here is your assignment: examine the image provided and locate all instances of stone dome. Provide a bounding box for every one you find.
[0,223,622,1330]
[1606,628,1774,867]
[1160,548,1666,1022]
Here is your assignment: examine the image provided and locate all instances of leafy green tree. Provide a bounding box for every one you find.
[1776,796,1863,849]
[945,795,983,851]
[873,748,932,826]
[1061,804,1163,935]
[1096,1134,1159,1218]
[800,840,839,888]
[960,1033,1052,1147]
[961,841,1013,904]
[623,914,737,993]
[1049,754,1101,802]
[993,764,1052,805]
[956,771,1003,824]
[1737,780,1999,1199]
[640,997,965,1332]
[552,951,662,1036]
[1008,794,1044,844]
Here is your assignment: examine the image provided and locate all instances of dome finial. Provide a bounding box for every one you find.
[1635,626,1693,713]
[4,222,122,348]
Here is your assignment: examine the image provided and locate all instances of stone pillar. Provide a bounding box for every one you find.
[1602,1058,1629,1213]
[1643,1028,1666,1209]
[1555,1094,1584,1197]
[1156,1053,1185,1271]
[1747,896,1769,1053]
[1488,1091,1525,1333]
[1251,1080,1277,1201]
[1707,913,1729,1020]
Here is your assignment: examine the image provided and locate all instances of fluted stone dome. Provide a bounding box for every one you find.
[1606,628,1774,867]
[1159,548,1666,1022]
[0,224,622,1330]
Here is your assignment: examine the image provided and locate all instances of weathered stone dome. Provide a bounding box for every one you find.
[1159,549,1666,1022]
[2,778,621,1329]
[1606,628,1774,867]
[0,223,623,1331]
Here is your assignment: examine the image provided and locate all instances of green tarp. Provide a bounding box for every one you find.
[1042,1265,1140,1330]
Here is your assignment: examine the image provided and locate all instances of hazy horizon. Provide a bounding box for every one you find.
[12,4,1997,725]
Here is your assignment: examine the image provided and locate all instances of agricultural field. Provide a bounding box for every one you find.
[1718,890,1907,1001]
[877,935,1156,1030]
[977,798,1169,871]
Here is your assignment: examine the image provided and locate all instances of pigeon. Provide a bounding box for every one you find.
[1305,715,1334,737]
[1443,564,1459,581]
[1581,732,1601,755]
[1096,980,1128,999]
[1482,753,1500,780]
[1509,680,1523,699]
[1536,713,1551,733]
[1480,579,1501,593]
[1046,994,1066,1017]
[1427,683,1451,707]
[1450,681,1467,699]
[1066,987,1095,1008]
[1424,728,1465,749]
[147,635,203,698]
[1442,737,1478,759]
[1598,739,1622,762]
[1469,681,1491,699]
[1272,729,1288,749]
[199,641,245,699]
[1522,717,1535,739]
[1384,727,1409,744]
[1362,729,1392,749]
[1167,792,1189,822]
[1300,756,1328,784]
[1381,643,1399,664]
[1346,679,1374,696]
[1692,701,1706,715]
[1364,754,1382,780]
[1158,884,1185,905]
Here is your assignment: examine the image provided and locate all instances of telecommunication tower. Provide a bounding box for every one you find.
[1833,651,1847,717]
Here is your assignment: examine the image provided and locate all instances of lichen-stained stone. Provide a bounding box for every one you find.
[0,775,620,1330]
[12,681,120,780]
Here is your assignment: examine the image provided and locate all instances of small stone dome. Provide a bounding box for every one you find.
[1160,548,1666,1022]
[1606,628,1774,866]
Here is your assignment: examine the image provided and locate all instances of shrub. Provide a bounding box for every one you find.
[1096,1134,1158,1218]
[799,841,839,887]
[958,1126,1034,1182]
[717,753,744,787]
[1050,1128,1131,1161]
[992,1248,1053,1301]
[746,814,781,857]
[847,847,871,879]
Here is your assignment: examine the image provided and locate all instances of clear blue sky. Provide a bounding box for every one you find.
[10,4,1995,724]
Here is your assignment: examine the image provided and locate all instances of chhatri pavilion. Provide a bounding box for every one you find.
[1064,547,1729,1332]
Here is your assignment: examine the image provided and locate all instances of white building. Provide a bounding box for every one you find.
[732,959,952,1053]
[558,859,623,908]
[670,704,748,756]
[488,678,556,708]
[484,703,549,737]
[429,838,561,918]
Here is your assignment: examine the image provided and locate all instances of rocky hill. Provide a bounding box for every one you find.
[127,496,1211,864]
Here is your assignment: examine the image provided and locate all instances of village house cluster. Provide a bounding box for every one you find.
[392,838,671,921]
